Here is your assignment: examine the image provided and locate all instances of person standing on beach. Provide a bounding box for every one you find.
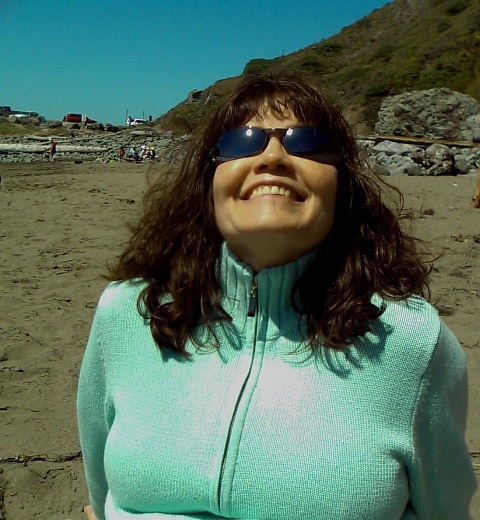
[77,72,477,519]
[49,139,56,161]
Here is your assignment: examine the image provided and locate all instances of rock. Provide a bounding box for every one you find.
[370,161,391,176]
[388,156,421,175]
[188,90,203,103]
[405,162,424,176]
[372,140,421,156]
[425,143,452,162]
[454,155,470,175]
[427,161,454,176]
[86,123,104,131]
[406,143,457,176]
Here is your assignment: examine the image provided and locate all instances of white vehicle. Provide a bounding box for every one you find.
[8,111,45,122]
[131,118,147,126]
[13,111,39,118]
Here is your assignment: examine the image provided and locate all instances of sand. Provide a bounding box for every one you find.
[0,160,478,519]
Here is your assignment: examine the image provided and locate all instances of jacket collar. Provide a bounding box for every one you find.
[217,242,318,335]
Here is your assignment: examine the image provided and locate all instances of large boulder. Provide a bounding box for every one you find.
[375,88,480,141]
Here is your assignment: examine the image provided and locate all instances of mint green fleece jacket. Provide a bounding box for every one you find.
[77,243,477,520]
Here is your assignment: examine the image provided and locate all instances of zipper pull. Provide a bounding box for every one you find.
[247,278,258,317]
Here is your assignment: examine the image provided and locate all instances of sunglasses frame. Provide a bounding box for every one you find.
[211,126,336,164]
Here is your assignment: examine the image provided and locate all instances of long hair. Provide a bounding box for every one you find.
[109,71,430,357]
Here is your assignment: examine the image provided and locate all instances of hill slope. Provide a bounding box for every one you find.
[158,0,480,135]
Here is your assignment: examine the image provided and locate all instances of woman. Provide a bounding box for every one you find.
[77,72,477,519]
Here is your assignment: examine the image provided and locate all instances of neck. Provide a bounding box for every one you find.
[226,237,317,272]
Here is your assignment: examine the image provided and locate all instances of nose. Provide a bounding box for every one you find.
[252,134,292,172]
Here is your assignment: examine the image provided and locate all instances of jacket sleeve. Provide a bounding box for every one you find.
[77,304,114,520]
[408,321,477,519]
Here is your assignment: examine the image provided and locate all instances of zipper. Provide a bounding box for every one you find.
[247,277,258,317]
[217,373,250,508]
[217,277,258,511]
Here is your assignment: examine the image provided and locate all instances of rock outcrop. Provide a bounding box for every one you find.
[367,88,480,176]
[375,88,480,142]
[363,138,480,177]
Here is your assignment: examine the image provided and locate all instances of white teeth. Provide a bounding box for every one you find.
[250,185,293,200]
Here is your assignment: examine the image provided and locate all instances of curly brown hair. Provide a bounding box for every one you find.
[109,71,431,357]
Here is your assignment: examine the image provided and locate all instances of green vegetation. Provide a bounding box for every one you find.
[0,122,42,136]
[445,0,469,15]
[156,0,480,134]
[373,43,397,62]
[243,59,272,76]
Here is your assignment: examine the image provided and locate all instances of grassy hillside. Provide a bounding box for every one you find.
[158,0,480,135]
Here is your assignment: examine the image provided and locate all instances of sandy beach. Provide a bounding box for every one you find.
[0,160,478,519]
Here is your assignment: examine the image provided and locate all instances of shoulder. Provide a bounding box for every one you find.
[90,280,152,356]
[373,294,441,349]
[96,279,147,320]
[376,294,439,326]
[363,295,466,412]
[368,295,462,375]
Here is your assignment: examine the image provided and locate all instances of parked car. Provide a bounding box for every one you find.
[127,118,147,126]
[10,111,39,119]
[0,106,13,116]
[63,113,97,124]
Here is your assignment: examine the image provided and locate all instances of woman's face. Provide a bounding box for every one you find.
[213,109,338,271]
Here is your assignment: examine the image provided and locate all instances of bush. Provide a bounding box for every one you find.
[373,43,396,61]
[364,82,391,97]
[320,41,345,54]
[243,58,271,76]
[445,0,468,15]
[298,56,326,74]
[354,16,373,30]
[437,18,452,32]
[417,50,470,88]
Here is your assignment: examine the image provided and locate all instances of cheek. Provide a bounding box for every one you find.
[212,167,233,232]
[212,172,227,220]
[212,161,244,207]
[311,168,338,205]
[309,170,338,229]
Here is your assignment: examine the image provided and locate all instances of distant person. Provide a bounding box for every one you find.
[49,139,56,161]
[118,146,125,161]
[126,116,133,126]
[472,170,480,208]
[134,148,140,162]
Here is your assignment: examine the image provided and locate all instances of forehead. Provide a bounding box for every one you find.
[246,110,301,129]
[239,98,306,126]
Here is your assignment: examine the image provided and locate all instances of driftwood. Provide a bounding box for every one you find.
[0,451,82,464]
[24,135,105,143]
[0,144,107,153]
[361,134,480,149]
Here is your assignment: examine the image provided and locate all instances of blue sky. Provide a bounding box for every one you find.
[1,0,390,125]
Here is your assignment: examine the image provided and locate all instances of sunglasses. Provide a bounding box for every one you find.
[211,126,340,164]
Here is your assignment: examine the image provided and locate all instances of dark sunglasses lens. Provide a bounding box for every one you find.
[284,127,330,154]
[216,127,266,159]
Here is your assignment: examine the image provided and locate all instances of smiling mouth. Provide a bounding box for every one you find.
[248,185,302,201]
